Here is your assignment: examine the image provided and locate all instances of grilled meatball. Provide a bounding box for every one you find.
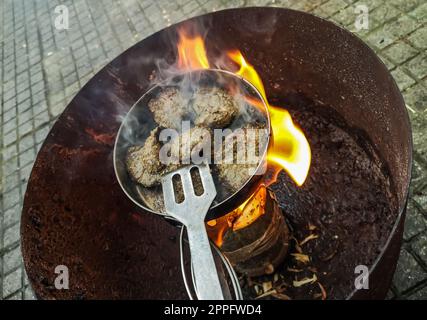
[148,87,188,130]
[126,128,164,187]
[126,126,212,188]
[148,86,238,130]
[168,126,212,164]
[192,87,238,128]
[216,125,267,192]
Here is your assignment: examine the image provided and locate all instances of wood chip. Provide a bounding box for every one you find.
[293,274,317,287]
[276,282,290,293]
[318,282,327,300]
[255,289,277,299]
[272,293,292,300]
[300,233,319,246]
[291,236,303,253]
[254,285,261,295]
[287,267,303,273]
[291,253,310,264]
[262,281,272,293]
[308,223,317,231]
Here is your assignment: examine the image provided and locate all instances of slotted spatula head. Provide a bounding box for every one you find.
[161,164,217,226]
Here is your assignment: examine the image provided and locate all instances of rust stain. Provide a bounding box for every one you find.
[85,128,115,146]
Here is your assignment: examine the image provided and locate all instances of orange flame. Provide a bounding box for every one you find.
[232,185,267,231]
[176,28,210,70]
[228,50,311,187]
[207,185,267,246]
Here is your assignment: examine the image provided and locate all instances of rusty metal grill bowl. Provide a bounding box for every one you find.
[21,7,412,299]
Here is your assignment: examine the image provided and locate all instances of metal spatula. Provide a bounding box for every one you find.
[162,164,224,300]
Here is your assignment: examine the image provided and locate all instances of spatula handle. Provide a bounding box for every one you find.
[186,223,225,300]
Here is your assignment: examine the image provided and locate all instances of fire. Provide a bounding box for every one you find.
[176,29,311,245]
[176,28,210,70]
[207,185,267,247]
[228,51,311,187]
[232,186,267,231]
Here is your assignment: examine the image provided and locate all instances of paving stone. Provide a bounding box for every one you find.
[391,68,416,91]
[17,99,32,114]
[407,283,427,299]
[381,40,419,65]
[17,120,33,137]
[6,292,23,300]
[19,148,36,167]
[377,53,396,71]
[33,110,50,128]
[411,159,427,190]
[407,27,427,50]
[403,82,427,112]
[3,130,18,147]
[24,286,36,300]
[405,53,427,80]
[412,181,427,205]
[18,109,34,126]
[2,144,18,162]
[411,232,427,265]
[404,201,427,240]
[49,101,67,117]
[312,0,348,18]
[20,163,34,184]
[3,172,19,193]
[3,119,17,134]
[3,222,21,249]
[2,157,19,178]
[408,2,427,24]
[3,204,21,228]
[366,27,398,50]
[35,125,50,144]
[17,88,31,104]
[2,268,22,298]
[32,102,48,119]
[3,107,17,123]
[389,0,425,13]
[393,249,427,293]
[3,246,23,274]
[2,187,20,211]
[19,135,36,153]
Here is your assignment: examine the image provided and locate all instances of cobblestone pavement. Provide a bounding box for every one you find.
[0,0,426,300]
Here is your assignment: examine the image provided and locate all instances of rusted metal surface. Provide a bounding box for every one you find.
[21,7,411,299]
